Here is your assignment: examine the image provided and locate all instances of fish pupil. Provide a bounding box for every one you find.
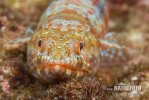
[38,40,42,47]
[80,43,83,50]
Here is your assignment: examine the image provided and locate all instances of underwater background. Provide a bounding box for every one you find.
[0,0,149,99]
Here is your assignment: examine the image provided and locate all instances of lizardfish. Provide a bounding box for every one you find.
[27,0,125,82]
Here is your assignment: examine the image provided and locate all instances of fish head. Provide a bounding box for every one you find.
[27,26,100,82]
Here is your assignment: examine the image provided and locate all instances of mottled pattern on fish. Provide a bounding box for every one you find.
[27,0,119,82]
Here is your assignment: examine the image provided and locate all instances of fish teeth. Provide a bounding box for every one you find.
[70,56,74,65]
[76,71,83,77]
[36,68,41,76]
[33,58,37,63]
[45,67,50,76]
[49,59,54,64]
[54,65,60,72]
[54,59,60,64]
[42,55,47,64]
[73,56,77,66]
[61,59,65,64]
[57,60,60,64]
[66,69,72,75]
[32,73,39,78]
[66,58,70,64]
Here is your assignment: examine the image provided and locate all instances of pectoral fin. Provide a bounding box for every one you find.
[99,32,129,67]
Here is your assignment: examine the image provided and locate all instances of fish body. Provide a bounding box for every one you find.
[27,0,119,82]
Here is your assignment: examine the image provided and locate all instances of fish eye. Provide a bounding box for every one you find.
[38,40,42,47]
[80,42,83,50]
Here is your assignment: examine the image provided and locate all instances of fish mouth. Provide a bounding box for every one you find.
[34,53,90,80]
[33,64,89,83]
